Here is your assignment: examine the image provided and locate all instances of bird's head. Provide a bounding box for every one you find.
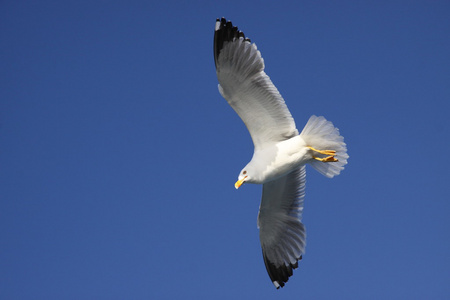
[235,169,249,189]
[235,161,261,189]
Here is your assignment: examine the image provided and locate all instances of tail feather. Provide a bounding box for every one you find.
[300,115,348,178]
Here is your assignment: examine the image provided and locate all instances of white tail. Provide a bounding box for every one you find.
[300,115,348,178]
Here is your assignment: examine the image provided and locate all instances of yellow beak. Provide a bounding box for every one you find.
[235,176,247,189]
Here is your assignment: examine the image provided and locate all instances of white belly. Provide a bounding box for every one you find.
[251,136,311,183]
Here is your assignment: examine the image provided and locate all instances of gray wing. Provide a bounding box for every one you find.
[214,18,298,150]
[257,166,307,288]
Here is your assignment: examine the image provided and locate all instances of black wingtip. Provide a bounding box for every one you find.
[213,17,251,68]
[262,250,302,289]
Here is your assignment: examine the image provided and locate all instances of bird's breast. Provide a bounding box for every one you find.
[253,136,310,183]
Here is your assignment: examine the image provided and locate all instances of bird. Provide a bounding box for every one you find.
[213,18,349,289]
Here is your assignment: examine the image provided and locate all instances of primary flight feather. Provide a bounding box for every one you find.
[214,17,348,289]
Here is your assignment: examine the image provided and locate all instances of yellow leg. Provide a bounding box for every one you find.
[312,155,338,162]
[308,146,336,156]
[308,146,339,162]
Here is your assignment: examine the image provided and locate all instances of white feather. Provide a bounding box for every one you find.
[216,37,298,150]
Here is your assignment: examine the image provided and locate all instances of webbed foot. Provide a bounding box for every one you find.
[308,146,338,162]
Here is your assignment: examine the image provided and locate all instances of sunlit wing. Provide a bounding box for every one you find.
[257,166,307,288]
[214,18,298,150]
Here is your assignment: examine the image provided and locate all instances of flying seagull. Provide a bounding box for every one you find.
[213,18,349,288]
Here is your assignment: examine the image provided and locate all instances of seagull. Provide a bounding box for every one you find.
[213,18,349,289]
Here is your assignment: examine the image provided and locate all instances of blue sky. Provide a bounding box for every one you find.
[1,1,449,299]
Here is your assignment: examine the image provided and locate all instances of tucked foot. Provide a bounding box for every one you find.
[312,155,338,162]
[308,146,339,162]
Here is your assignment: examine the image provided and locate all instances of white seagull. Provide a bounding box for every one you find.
[214,18,349,288]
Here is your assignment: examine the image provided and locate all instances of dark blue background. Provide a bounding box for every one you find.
[1,1,449,299]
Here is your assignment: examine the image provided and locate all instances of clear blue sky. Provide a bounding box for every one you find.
[1,1,449,299]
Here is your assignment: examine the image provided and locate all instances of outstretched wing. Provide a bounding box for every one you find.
[214,18,298,150]
[257,166,307,288]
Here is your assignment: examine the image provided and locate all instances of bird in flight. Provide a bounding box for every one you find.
[213,18,349,288]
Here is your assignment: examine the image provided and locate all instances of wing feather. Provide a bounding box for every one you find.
[258,166,307,288]
[214,18,298,150]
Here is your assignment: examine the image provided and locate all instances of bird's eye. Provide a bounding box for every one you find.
[243,170,247,175]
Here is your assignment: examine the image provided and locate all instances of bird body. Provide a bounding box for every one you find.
[241,135,310,185]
